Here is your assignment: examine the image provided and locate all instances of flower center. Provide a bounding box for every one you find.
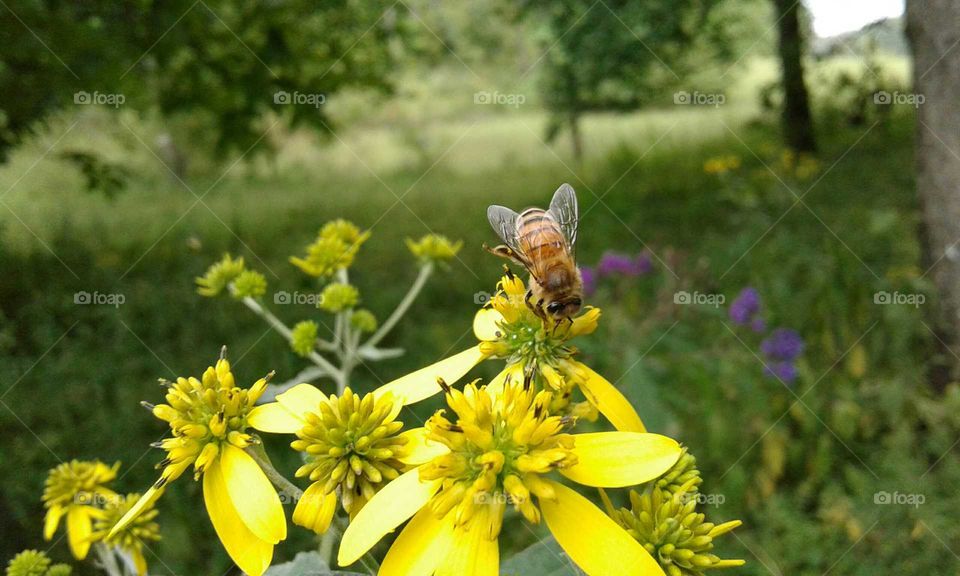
[420,381,577,535]
[291,388,407,517]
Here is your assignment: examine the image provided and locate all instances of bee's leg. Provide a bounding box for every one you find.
[483,243,527,267]
[533,298,547,321]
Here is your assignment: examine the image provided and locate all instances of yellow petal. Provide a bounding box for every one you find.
[436,517,499,576]
[132,548,148,576]
[562,432,681,487]
[220,444,287,543]
[568,306,601,337]
[44,505,64,540]
[109,484,165,538]
[203,458,273,576]
[292,482,337,534]
[247,402,304,434]
[373,346,486,406]
[473,307,504,341]
[572,361,645,432]
[338,467,441,566]
[397,428,450,465]
[66,506,93,560]
[275,383,327,422]
[485,363,523,398]
[541,481,664,576]
[380,507,455,576]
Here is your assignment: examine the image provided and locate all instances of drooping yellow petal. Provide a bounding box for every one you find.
[397,428,450,465]
[292,482,337,534]
[338,467,442,566]
[275,383,327,422]
[373,346,486,406]
[561,432,681,487]
[571,361,645,432]
[220,444,286,543]
[567,306,601,338]
[44,505,65,540]
[247,402,304,434]
[132,548,148,576]
[541,481,665,576]
[436,516,499,576]
[473,307,504,341]
[66,506,93,560]
[203,458,273,576]
[380,506,456,576]
[109,484,166,538]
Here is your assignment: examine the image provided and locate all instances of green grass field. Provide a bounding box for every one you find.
[5,55,956,575]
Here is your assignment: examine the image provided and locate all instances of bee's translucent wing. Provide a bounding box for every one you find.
[548,183,579,253]
[487,205,524,254]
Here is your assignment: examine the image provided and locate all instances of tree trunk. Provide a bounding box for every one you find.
[773,0,817,153]
[908,0,960,382]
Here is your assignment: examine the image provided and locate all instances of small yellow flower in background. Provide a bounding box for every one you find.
[111,352,286,576]
[290,320,320,357]
[90,493,160,576]
[406,234,463,265]
[703,155,741,176]
[318,282,359,312]
[247,384,442,534]
[42,460,119,560]
[5,550,71,576]
[350,309,378,333]
[231,269,268,300]
[338,378,682,575]
[196,254,246,297]
[375,272,644,432]
[290,220,370,278]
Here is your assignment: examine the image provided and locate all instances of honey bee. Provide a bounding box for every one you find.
[485,183,582,321]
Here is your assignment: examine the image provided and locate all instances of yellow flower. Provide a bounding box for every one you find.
[374,272,645,432]
[42,460,119,560]
[290,222,370,278]
[247,384,443,534]
[196,254,246,297]
[338,379,682,575]
[406,234,463,265]
[110,354,286,576]
[91,493,160,576]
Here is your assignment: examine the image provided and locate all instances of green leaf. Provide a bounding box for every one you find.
[499,536,585,576]
[264,551,366,576]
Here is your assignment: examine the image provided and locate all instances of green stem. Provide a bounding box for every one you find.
[241,296,341,380]
[362,263,433,350]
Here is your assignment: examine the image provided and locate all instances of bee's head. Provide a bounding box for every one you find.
[546,297,582,319]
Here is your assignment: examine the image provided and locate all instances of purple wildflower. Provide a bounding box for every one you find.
[729,287,762,326]
[750,317,766,333]
[635,251,653,275]
[760,328,805,361]
[580,266,597,295]
[597,252,642,277]
[763,361,798,384]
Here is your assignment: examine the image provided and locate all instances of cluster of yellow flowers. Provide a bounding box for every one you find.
[85,270,741,576]
[702,155,742,176]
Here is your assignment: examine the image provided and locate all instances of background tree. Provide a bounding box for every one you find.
[772,0,817,153]
[523,0,759,160]
[907,0,960,378]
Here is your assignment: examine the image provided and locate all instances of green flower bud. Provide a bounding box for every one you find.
[291,321,320,357]
[195,254,245,297]
[320,219,366,244]
[350,309,378,333]
[319,283,359,313]
[230,270,267,300]
[405,234,462,265]
[45,567,71,576]
[6,550,51,576]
